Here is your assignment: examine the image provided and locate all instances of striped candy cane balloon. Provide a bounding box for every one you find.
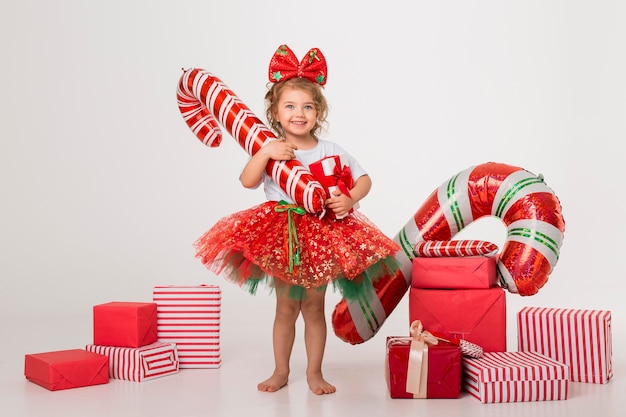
[177,68,326,214]
[332,161,566,344]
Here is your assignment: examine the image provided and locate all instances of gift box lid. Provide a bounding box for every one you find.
[463,351,569,383]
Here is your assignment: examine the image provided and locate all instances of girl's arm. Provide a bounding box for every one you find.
[240,140,298,188]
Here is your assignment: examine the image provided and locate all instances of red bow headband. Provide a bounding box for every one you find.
[268,44,327,86]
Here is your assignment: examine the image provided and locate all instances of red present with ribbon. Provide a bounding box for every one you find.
[385,320,462,399]
[24,349,109,391]
[309,154,358,219]
[93,301,158,348]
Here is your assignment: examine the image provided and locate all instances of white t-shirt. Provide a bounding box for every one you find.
[257,139,367,203]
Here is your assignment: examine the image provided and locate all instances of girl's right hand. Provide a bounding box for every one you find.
[262,139,298,161]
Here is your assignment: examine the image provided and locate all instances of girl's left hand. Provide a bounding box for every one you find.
[325,189,354,218]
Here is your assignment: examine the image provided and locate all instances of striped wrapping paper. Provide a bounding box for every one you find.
[517,306,613,384]
[413,240,499,257]
[85,342,179,382]
[462,351,569,403]
[153,285,221,368]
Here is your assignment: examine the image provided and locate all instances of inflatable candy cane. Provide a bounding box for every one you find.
[332,161,566,344]
[177,68,326,214]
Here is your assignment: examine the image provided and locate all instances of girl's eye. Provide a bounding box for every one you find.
[304,105,313,110]
[286,104,294,109]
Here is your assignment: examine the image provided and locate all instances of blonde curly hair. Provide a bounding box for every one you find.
[265,77,329,139]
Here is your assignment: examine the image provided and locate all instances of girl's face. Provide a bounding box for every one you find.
[274,87,317,140]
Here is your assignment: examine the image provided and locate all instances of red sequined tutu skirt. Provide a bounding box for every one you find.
[194,201,401,299]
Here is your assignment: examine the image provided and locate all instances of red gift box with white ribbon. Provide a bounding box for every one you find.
[517,306,612,384]
[385,321,461,399]
[462,351,569,403]
[24,349,109,391]
[308,154,358,219]
[153,285,221,368]
[93,301,158,348]
[86,341,179,382]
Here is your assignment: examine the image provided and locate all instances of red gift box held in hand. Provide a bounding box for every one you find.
[309,154,359,219]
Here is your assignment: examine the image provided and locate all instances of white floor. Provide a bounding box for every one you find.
[3,293,623,417]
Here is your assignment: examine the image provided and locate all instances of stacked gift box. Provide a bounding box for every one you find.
[385,239,616,403]
[24,283,222,390]
[462,306,613,403]
[408,240,507,354]
[386,240,503,399]
[387,241,613,403]
[86,301,180,382]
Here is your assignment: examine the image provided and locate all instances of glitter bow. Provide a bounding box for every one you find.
[269,44,327,86]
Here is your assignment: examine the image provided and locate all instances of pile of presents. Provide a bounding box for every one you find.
[24,285,221,391]
[385,240,613,403]
[24,240,614,404]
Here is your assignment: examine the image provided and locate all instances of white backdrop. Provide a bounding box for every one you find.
[1,1,624,351]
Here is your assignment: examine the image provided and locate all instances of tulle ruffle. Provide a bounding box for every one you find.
[194,201,401,300]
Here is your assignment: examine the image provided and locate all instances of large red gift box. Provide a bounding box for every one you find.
[386,336,461,398]
[24,349,109,391]
[86,341,179,382]
[308,154,358,219]
[153,285,222,368]
[93,301,157,348]
[462,351,569,403]
[517,306,612,384]
[409,287,506,352]
[412,256,497,289]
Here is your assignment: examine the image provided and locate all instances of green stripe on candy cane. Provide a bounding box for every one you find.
[398,227,416,261]
[495,175,545,218]
[507,219,563,266]
[355,292,381,333]
[446,172,466,231]
[508,227,561,260]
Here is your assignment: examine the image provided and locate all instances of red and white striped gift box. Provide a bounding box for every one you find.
[85,342,179,382]
[153,285,221,368]
[462,351,569,403]
[517,307,613,384]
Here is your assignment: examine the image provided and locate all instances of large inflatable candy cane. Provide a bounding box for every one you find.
[177,68,326,214]
[332,162,566,345]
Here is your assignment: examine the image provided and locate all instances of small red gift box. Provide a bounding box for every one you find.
[153,285,222,369]
[462,351,569,403]
[309,154,358,219]
[93,301,157,348]
[86,341,179,382]
[409,287,506,352]
[412,256,497,289]
[385,321,461,399]
[517,307,612,384]
[24,349,109,391]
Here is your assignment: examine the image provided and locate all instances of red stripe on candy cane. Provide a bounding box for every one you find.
[177,68,326,214]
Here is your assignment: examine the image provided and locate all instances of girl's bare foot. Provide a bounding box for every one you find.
[257,373,289,392]
[307,372,336,395]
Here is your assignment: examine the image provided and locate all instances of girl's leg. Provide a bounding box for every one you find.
[300,287,336,395]
[258,284,300,392]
